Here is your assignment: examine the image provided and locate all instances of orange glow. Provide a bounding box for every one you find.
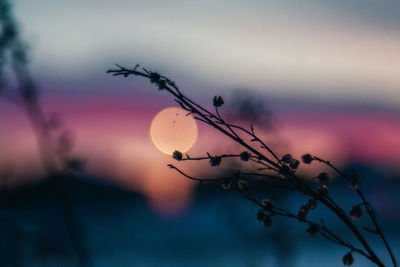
[2,99,400,215]
[150,107,198,155]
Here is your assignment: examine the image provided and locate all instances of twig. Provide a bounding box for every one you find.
[108,64,393,266]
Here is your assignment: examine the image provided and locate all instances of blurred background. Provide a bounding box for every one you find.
[0,0,400,266]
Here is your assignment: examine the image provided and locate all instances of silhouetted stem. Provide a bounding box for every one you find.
[313,156,397,267]
[108,65,392,266]
[239,190,374,261]
[0,5,92,265]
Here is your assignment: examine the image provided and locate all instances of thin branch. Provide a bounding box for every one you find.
[313,156,397,267]
[108,65,391,266]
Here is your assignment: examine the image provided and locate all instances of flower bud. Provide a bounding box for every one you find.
[209,156,222,166]
[213,95,224,107]
[239,151,251,161]
[349,175,361,190]
[264,215,272,227]
[257,209,267,222]
[306,198,317,210]
[301,154,313,164]
[279,165,291,176]
[289,159,300,169]
[349,205,363,220]
[150,72,161,83]
[281,154,292,164]
[157,79,167,90]
[343,252,354,265]
[172,150,182,161]
[261,199,274,210]
[306,223,318,237]
[297,205,309,220]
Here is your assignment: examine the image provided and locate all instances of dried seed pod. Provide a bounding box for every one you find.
[349,205,363,220]
[289,159,300,169]
[172,150,183,161]
[150,72,161,83]
[209,156,222,166]
[343,252,354,265]
[306,198,317,210]
[213,95,224,107]
[261,199,274,210]
[297,205,309,220]
[279,165,291,176]
[349,175,361,190]
[239,151,251,161]
[299,205,308,213]
[257,209,267,222]
[301,153,313,164]
[264,215,272,227]
[157,79,167,90]
[281,154,292,164]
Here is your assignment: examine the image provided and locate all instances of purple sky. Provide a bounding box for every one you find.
[2,0,400,214]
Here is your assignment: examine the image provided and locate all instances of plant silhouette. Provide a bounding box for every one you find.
[108,64,397,267]
[0,1,91,266]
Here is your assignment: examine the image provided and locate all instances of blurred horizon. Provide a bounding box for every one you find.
[1,0,400,215]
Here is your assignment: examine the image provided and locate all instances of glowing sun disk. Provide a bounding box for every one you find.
[150,107,198,155]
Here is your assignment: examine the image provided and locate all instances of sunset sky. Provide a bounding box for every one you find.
[1,0,400,214]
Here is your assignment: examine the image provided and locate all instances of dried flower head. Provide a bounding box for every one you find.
[238,180,249,192]
[306,198,317,210]
[279,165,291,176]
[257,209,267,222]
[157,79,167,90]
[350,205,363,220]
[172,150,183,161]
[149,72,161,83]
[263,215,272,227]
[301,153,313,164]
[297,205,309,221]
[349,175,361,190]
[213,95,224,107]
[281,154,292,164]
[239,151,251,161]
[306,223,318,237]
[289,159,300,170]
[261,199,274,210]
[209,156,222,166]
[318,185,328,196]
[343,252,354,265]
[221,179,231,190]
[317,172,330,184]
